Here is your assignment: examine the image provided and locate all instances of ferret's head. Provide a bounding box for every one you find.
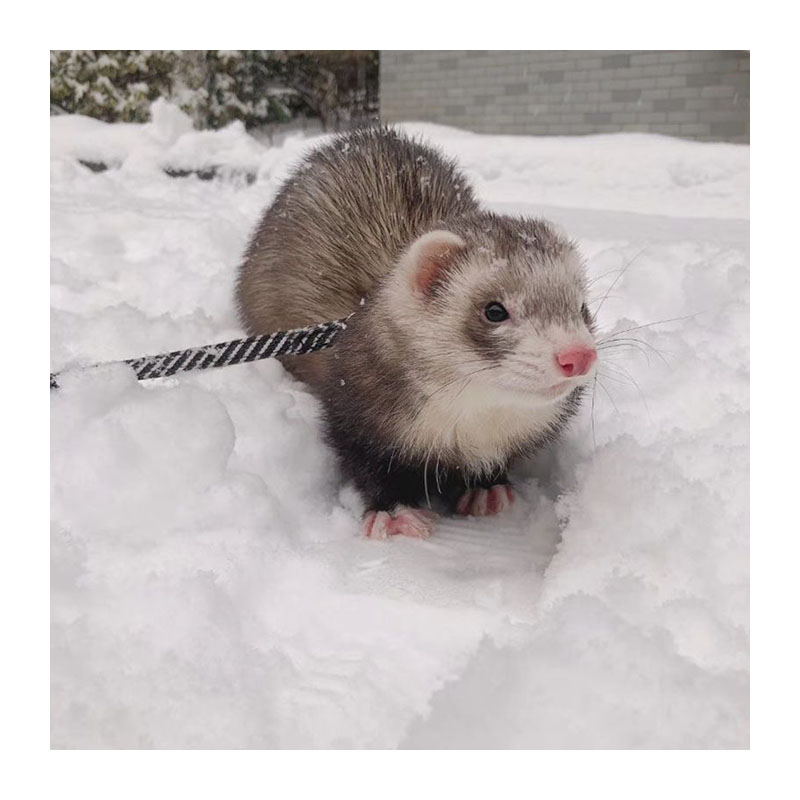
[389,215,597,406]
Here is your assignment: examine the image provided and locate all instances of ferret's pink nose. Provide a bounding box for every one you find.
[556,346,597,377]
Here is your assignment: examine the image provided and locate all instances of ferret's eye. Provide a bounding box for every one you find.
[580,302,590,322]
[484,302,509,322]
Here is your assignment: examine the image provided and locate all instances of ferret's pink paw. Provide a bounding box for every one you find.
[363,506,437,540]
[456,484,515,516]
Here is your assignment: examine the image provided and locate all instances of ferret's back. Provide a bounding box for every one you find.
[236,127,479,337]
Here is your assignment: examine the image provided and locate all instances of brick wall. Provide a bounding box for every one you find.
[379,50,749,143]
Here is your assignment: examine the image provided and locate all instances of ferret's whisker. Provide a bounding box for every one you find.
[591,373,598,450]
[600,336,671,353]
[593,248,647,319]
[604,362,640,387]
[588,294,623,308]
[586,266,628,289]
[598,312,697,341]
[604,363,652,420]
[423,449,432,509]
[596,369,633,386]
[598,361,637,382]
[598,340,653,366]
[599,337,671,367]
[596,379,620,414]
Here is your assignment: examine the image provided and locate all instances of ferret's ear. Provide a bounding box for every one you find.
[400,230,466,297]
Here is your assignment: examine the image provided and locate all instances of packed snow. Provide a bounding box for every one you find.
[50,104,749,748]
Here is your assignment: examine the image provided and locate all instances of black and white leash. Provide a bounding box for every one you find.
[50,317,350,390]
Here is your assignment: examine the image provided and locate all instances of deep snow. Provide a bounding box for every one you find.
[50,104,749,748]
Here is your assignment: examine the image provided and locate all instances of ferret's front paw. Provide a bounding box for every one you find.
[363,506,437,540]
[456,484,515,516]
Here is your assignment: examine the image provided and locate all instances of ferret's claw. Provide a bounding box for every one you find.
[456,484,515,516]
[363,506,437,539]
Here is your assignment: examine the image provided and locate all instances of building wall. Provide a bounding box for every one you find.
[379,50,749,143]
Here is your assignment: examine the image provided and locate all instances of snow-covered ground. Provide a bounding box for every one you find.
[50,103,749,749]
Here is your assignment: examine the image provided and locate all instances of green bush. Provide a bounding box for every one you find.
[50,50,175,123]
[50,50,379,131]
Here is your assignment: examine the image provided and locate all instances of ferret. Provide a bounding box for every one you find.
[237,127,598,539]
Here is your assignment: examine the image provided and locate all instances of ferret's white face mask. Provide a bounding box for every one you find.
[394,228,598,407]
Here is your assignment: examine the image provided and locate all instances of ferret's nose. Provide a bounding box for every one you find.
[556,346,597,377]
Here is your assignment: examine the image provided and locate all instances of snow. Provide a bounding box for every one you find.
[50,107,749,749]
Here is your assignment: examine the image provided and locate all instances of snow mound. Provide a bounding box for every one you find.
[50,99,310,179]
[51,103,748,219]
[50,111,749,748]
[398,122,749,219]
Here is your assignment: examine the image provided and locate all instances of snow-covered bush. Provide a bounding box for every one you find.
[170,50,296,129]
[50,50,379,131]
[50,50,175,123]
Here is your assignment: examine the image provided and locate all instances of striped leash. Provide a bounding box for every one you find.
[50,317,350,390]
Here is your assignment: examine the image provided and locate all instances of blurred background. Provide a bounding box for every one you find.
[50,50,749,143]
[50,50,379,143]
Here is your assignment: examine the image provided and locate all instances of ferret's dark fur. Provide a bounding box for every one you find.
[237,127,592,516]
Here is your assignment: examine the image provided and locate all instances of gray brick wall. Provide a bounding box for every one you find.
[380,50,749,143]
